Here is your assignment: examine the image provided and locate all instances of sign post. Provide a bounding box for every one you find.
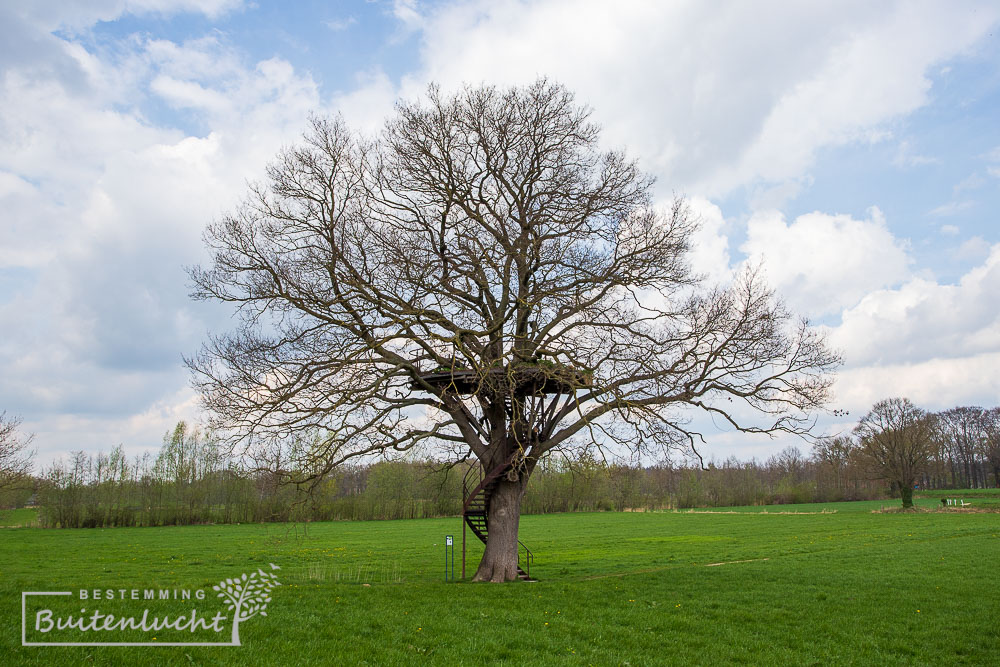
[445,535,454,582]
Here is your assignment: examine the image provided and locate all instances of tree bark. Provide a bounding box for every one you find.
[473,478,526,582]
[899,482,914,508]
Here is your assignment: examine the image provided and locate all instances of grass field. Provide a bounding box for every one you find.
[0,509,40,528]
[2,499,999,665]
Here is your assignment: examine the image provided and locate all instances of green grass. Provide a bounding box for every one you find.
[672,497,943,513]
[915,489,1000,510]
[917,488,1000,497]
[2,502,999,665]
[0,507,39,527]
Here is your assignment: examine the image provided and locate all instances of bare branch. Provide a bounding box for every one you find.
[189,79,839,492]
[0,412,35,490]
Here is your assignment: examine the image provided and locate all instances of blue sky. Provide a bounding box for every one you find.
[2,0,999,466]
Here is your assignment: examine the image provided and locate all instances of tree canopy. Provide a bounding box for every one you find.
[189,80,840,579]
[853,397,935,508]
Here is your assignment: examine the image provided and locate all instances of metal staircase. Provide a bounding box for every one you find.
[462,454,534,581]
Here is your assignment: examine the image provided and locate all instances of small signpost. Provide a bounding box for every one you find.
[445,535,455,582]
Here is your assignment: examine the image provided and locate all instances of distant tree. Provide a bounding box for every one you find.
[769,446,805,477]
[935,407,988,488]
[854,398,934,508]
[812,435,856,494]
[189,80,840,580]
[0,412,35,490]
[982,408,1000,488]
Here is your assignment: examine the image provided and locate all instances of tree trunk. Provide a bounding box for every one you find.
[473,478,525,582]
[899,482,914,508]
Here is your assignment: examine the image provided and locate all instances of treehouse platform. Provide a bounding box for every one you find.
[412,364,593,396]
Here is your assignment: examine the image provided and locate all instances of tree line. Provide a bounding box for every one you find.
[8,398,990,526]
[847,399,1000,507]
[31,434,885,528]
[3,397,998,526]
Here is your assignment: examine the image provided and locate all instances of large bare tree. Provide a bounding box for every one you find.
[854,398,935,508]
[189,80,839,581]
[0,412,35,490]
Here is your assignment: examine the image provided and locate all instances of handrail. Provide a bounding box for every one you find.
[518,540,533,579]
[461,460,482,509]
[461,451,518,514]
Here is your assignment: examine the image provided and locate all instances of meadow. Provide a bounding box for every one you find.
[2,498,998,665]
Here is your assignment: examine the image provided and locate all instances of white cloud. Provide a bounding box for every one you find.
[830,243,1000,371]
[747,177,812,212]
[683,197,732,285]
[953,173,986,193]
[952,236,991,263]
[144,36,247,83]
[834,353,1000,414]
[392,0,424,33]
[368,0,999,198]
[151,75,232,112]
[739,207,911,318]
[940,224,960,235]
[17,0,243,33]
[0,8,324,460]
[0,173,64,269]
[928,200,974,217]
[893,139,937,167]
[24,386,204,462]
[125,0,242,19]
[811,243,1000,417]
[330,68,399,133]
[324,16,358,32]
[4,0,1000,465]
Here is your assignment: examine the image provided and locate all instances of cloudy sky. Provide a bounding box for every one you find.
[3,0,1000,466]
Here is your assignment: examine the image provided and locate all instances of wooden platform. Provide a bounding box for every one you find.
[412,365,592,395]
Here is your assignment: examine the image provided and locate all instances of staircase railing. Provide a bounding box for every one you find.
[518,540,533,580]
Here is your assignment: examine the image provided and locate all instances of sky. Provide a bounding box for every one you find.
[2,0,1000,467]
